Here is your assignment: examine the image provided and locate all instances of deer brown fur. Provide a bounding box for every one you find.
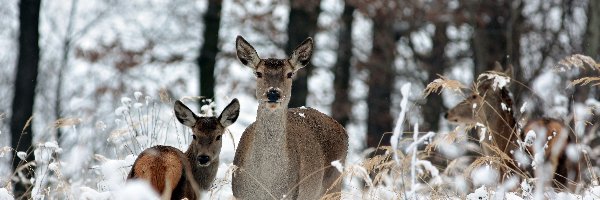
[232,36,348,199]
[128,99,240,199]
[445,65,578,190]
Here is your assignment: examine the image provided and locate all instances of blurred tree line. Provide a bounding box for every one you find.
[5,0,600,197]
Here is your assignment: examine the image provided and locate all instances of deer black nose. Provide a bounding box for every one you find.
[198,155,210,165]
[266,89,281,102]
[444,113,448,119]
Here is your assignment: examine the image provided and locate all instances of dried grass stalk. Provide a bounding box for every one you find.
[53,118,82,128]
[555,54,599,71]
[424,75,467,97]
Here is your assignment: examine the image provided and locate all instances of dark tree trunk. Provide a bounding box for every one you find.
[11,0,41,197]
[471,0,521,77]
[287,0,321,108]
[420,22,449,132]
[583,0,600,61]
[470,0,524,109]
[366,17,395,153]
[198,0,222,106]
[575,0,600,102]
[331,4,354,127]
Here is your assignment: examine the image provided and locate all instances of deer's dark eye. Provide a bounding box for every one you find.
[255,72,263,78]
[471,95,477,99]
[215,135,221,141]
[286,72,293,79]
[192,135,197,140]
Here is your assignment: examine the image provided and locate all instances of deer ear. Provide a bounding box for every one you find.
[289,37,314,71]
[218,98,240,127]
[236,36,260,69]
[504,63,513,78]
[174,100,197,127]
[493,61,504,72]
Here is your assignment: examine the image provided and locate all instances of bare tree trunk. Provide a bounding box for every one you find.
[470,0,521,76]
[420,22,449,132]
[576,0,600,102]
[198,0,222,106]
[366,17,395,153]
[470,0,524,109]
[11,0,41,197]
[331,4,354,127]
[287,0,321,108]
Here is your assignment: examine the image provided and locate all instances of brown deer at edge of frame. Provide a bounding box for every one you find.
[445,63,579,190]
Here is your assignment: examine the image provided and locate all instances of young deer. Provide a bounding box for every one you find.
[127,99,240,199]
[232,36,348,199]
[445,66,577,189]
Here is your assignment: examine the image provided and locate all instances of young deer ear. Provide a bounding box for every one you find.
[218,98,240,127]
[236,36,260,69]
[174,100,197,127]
[289,37,314,71]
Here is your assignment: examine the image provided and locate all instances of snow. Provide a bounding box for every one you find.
[16,152,26,160]
[471,165,499,187]
[331,160,343,173]
[0,188,13,200]
[480,73,510,91]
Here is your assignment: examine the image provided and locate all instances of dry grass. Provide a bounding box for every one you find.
[423,75,467,97]
[555,54,600,71]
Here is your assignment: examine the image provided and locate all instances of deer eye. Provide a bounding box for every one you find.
[192,135,197,140]
[286,72,293,79]
[471,95,477,100]
[255,72,263,78]
[215,135,221,141]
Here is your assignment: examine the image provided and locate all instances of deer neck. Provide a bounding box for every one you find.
[479,91,518,153]
[255,106,288,151]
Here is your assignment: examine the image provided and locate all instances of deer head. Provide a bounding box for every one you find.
[235,35,313,111]
[445,63,513,126]
[174,99,240,167]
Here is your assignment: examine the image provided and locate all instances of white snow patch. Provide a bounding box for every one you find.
[471,165,499,186]
[520,102,528,113]
[298,113,305,118]
[0,188,13,200]
[566,144,581,162]
[467,185,491,200]
[524,130,536,147]
[134,91,143,101]
[331,160,343,173]
[480,73,510,91]
[113,180,160,200]
[16,151,26,160]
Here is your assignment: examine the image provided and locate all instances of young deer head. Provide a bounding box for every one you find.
[128,99,240,199]
[235,36,313,110]
[174,99,240,167]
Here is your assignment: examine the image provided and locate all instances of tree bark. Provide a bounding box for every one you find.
[366,16,395,153]
[470,0,521,77]
[575,0,600,102]
[331,4,354,127]
[11,0,41,197]
[198,0,222,107]
[420,22,449,132]
[287,0,321,108]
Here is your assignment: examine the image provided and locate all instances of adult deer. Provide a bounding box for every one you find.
[127,99,240,200]
[232,36,348,199]
[445,65,578,189]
